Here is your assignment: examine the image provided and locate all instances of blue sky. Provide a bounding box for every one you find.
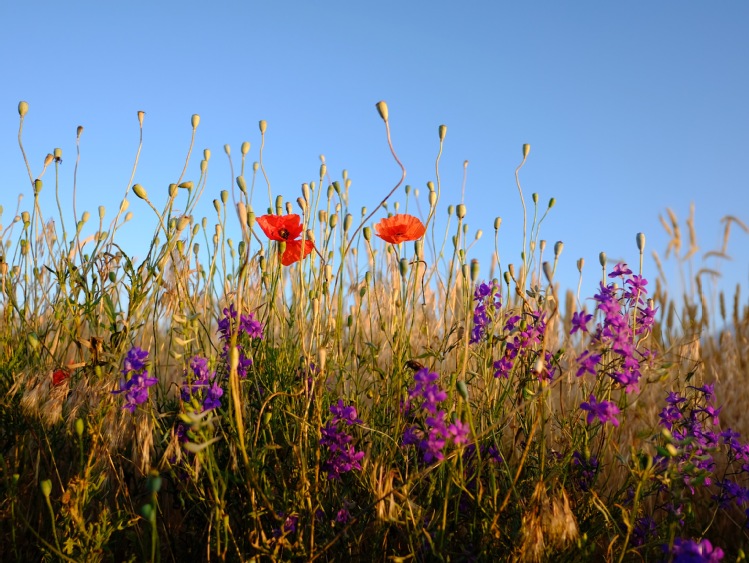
[2,2,748,311]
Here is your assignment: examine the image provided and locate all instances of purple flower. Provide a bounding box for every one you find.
[570,310,593,334]
[580,394,620,427]
[181,355,223,411]
[113,347,157,413]
[575,350,600,377]
[608,262,632,278]
[330,399,363,425]
[667,537,724,562]
[470,280,501,343]
[320,401,365,480]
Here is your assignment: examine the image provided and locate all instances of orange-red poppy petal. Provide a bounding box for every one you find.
[281,239,315,266]
[257,214,304,242]
[374,214,426,244]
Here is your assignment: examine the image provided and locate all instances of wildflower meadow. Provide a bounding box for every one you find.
[2,100,748,562]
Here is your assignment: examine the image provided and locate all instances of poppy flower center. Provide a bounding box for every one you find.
[279,228,290,240]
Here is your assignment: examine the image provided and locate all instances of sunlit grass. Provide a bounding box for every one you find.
[1,100,747,561]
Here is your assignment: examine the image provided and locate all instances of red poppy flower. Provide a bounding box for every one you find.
[52,368,70,386]
[256,214,314,266]
[374,214,426,244]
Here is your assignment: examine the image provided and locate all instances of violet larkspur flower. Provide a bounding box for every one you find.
[320,400,365,480]
[570,310,593,335]
[667,537,724,562]
[113,346,157,413]
[580,394,620,427]
[181,356,224,412]
[470,280,501,344]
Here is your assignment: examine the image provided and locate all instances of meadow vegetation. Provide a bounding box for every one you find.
[1,100,748,561]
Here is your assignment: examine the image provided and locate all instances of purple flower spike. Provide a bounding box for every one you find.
[580,394,620,427]
[113,347,156,413]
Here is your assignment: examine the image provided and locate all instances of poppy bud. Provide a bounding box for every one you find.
[40,479,52,498]
[75,418,84,437]
[204,149,211,161]
[98,206,106,220]
[179,181,193,190]
[259,120,267,134]
[82,211,90,223]
[543,261,553,283]
[457,204,466,219]
[344,213,353,232]
[77,125,84,138]
[599,252,607,268]
[169,183,178,198]
[577,258,584,272]
[548,197,555,209]
[554,241,563,258]
[494,217,502,230]
[224,144,231,156]
[470,259,479,282]
[522,143,530,158]
[137,110,145,127]
[429,191,437,207]
[54,147,62,160]
[191,114,200,129]
[34,179,42,195]
[375,100,389,122]
[532,193,539,204]
[636,232,646,252]
[201,160,208,173]
[438,124,447,141]
[457,380,469,401]
[237,176,247,194]
[18,101,28,117]
[221,190,229,204]
[43,153,54,168]
[241,141,250,155]
[363,226,371,241]
[399,258,409,278]
[447,205,454,217]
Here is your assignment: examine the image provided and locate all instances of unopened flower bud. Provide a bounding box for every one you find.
[168,183,178,198]
[259,120,267,134]
[137,110,145,127]
[191,114,200,129]
[134,184,148,200]
[375,100,389,122]
[470,259,480,282]
[456,204,466,219]
[599,252,607,268]
[577,258,584,272]
[438,124,447,141]
[399,258,409,278]
[636,232,646,252]
[363,226,371,241]
[429,191,437,207]
[34,179,42,195]
[43,154,54,168]
[548,197,555,209]
[77,125,84,138]
[224,144,231,156]
[522,143,530,158]
[18,101,29,117]
[179,181,193,190]
[98,206,106,220]
[554,241,563,257]
[204,148,211,161]
[532,192,539,204]
[221,190,229,204]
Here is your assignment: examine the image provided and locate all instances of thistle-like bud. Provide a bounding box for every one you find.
[259,120,267,134]
[133,184,148,200]
[438,124,447,141]
[636,232,646,252]
[18,101,28,117]
[241,141,250,155]
[375,100,389,122]
[522,143,530,158]
[191,114,200,129]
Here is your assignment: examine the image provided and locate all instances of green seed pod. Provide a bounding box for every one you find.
[241,141,250,155]
[438,124,447,141]
[53,147,62,159]
[179,181,193,190]
[224,144,231,156]
[213,199,220,213]
[75,418,84,437]
[200,160,207,173]
[461,263,470,279]
[365,271,372,285]
[363,226,371,241]
[427,181,435,192]
[522,143,530,158]
[456,380,469,401]
[248,211,256,228]
[237,176,247,194]
[259,120,267,134]
[599,252,607,268]
[177,216,191,231]
[429,191,437,207]
[146,471,162,494]
[329,214,338,228]
[359,286,367,298]
[532,192,539,204]
[457,204,466,219]
[494,217,502,230]
[447,205,454,216]
[40,479,52,498]
[98,206,106,220]
[34,179,42,195]
[21,211,30,224]
[18,101,29,117]
[636,232,646,252]
[415,239,423,258]
[302,183,310,202]
[470,259,480,282]
[132,184,148,200]
[221,190,229,204]
[548,197,556,209]
[191,114,200,129]
[343,213,353,232]
[82,211,90,223]
[375,100,389,121]
[318,210,327,223]
[168,183,178,198]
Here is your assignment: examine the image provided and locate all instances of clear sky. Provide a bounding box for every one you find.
[2,2,748,313]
